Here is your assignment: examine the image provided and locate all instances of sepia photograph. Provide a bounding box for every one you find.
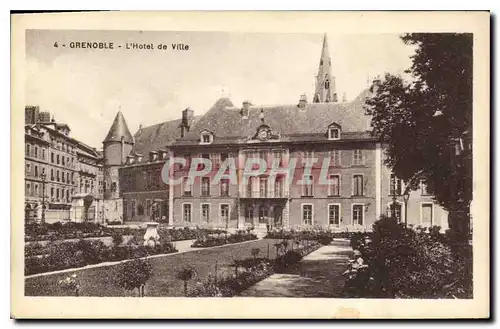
[11,11,490,319]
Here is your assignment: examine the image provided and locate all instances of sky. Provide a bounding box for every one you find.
[25,30,415,149]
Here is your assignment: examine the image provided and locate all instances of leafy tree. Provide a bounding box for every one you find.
[364,33,473,246]
[115,258,153,297]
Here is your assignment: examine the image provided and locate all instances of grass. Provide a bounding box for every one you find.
[25,239,282,297]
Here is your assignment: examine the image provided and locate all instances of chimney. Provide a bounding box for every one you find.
[182,107,194,127]
[135,153,143,163]
[298,94,308,108]
[126,155,135,165]
[149,151,158,162]
[332,93,338,103]
[25,106,40,125]
[342,92,347,102]
[241,100,251,118]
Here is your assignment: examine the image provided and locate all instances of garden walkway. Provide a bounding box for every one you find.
[240,239,353,297]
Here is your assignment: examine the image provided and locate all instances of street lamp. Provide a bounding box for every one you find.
[40,170,46,224]
[403,189,410,229]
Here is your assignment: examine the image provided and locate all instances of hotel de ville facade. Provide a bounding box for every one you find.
[101,34,448,232]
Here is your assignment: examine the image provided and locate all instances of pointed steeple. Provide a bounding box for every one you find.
[313,33,337,103]
[103,111,134,144]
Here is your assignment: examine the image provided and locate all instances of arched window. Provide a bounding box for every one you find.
[325,79,330,90]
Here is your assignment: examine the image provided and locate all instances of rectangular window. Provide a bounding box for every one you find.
[34,184,39,197]
[220,179,230,197]
[56,170,60,182]
[329,174,340,196]
[201,177,210,197]
[328,127,340,140]
[131,200,136,217]
[329,204,340,225]
[421,203,433,225]
[302,204,313,225]
[26,163,31,176]
[62,156,65,166]
[34,165,38,178]
[146,199,152,216]
[183,204,192,222]
[25,144,30,157]
[274,176,283,198]
[259,176,268,198]
[57,154,60,165]
[26,183,30,196]
[61,171,65,183]
[330,149,341,166]
[272,150,284,167]
[390,174,402,195]
[51,152,54,163]
[352,204,364,225]
[302,175,314,197]
[211,153,221,167]
[201,204,210,222]
[303,150,314,164]
[202,134,211,144]
[353,175,363,196]
[183,177,192,196]
[42,149,46,160]
[247,176,255,198]
[220,204,229,223]
[34,146,38,158]
[390,203,402,222]
[353,149,364,166]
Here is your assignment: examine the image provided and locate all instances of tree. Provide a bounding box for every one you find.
[176,267,196,296]
[364,33,472,246]
[115,258,153,297]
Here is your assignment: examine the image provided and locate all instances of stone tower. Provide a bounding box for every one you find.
[313,34,338,103]
[102,111,134,222]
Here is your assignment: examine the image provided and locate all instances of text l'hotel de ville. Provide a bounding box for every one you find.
[54,41,190,51]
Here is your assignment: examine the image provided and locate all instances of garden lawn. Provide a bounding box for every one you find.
[25,239,282,297]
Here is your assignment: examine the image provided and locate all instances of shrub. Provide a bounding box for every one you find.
[343,215,472,299]
[318,236,333,245]
[111,231,124,246]
[176,267,197,296]
[115,258,153,297]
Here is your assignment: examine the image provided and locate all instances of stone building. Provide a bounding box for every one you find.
[105,34,448,231]
[24,106,104,223]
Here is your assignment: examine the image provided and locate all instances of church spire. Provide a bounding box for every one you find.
[313,33,337,103]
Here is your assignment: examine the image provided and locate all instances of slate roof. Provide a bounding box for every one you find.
[103,111,134,144]
[126,88,374,165]
[174,88,374,146]
[129,115,201,163]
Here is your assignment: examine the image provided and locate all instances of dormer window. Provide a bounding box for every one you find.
[328,125,341,140]
[200,130,214,145]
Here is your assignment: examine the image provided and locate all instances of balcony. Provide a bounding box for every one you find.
[240,190,289,199]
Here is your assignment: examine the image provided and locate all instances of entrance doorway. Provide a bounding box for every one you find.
[273,206,283,227]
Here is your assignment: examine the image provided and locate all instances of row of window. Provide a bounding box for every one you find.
[183,177,231,197]
[183,203,230,223]
[178,149,364,169]
[50,152,75,168]
[25,183,74,203]
[50,138,75,154]
[25,144,46,160]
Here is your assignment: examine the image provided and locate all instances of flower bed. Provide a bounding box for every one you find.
[26,222,226,243]
[342,216,473,299]
[264,228,349,243]
[25,237,178,276]
[191,231,257,248]
[25,222,111,242]
[187,240,321,297]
